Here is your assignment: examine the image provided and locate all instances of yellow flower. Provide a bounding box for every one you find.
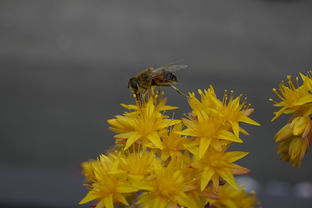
[187,86,220,115]
[157,123,187,161]
[187,189,218,208]
[166,151,199,190]
[108,96,180,150]
[81,159,97,183]
[80,85,260,207]
[188,86,260,137]
[277,136,310,167]
[215,95,260,137]
[271,75,312,121]
[136,165,197,208]
[179,86,259,158]
[191,148,250,191]
[272,73,312,167]
[120,94,178,117]
[300,72,312,92]
[118,150,158,177]
[178,115,243,158]
[275,116,311,142]
[79,154,138,208]
[274,116,312,167]
[291,116,312,136]
[209,184,258,208]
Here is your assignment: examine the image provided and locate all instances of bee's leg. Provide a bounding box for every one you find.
[134,92,141,106]
[139,89,149,105]
[147,88,152,99]
[147,86,158,104]
[128,77,142,105]
[130,89,142,106]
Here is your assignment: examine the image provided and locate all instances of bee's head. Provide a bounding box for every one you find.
[128,77,139,91]
[164,72,177,82]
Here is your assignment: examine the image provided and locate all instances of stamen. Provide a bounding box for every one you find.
[223,89,228,104]
[269,98,277,103]
[295,77,300,88]
[286,75,296,90]
[273,88,284,100]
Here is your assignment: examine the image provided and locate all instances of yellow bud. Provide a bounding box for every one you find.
[303,120,312,138]
[289,137,308,161]
[242,108,254,117]
[291,117,310,136]
[275,123,292,142]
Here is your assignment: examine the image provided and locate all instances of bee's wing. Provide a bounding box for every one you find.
[165,64,188,72]
[151,64,188,75]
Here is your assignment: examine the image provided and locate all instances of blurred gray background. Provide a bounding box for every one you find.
[1,0,312,207]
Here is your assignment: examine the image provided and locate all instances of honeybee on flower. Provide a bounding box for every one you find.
[128,64,187,103]
[80,67,260,208]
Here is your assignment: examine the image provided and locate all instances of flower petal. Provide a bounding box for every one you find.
[201,167,215,191]
[199,137,211,158]
[124,132,141,150]
[148,132,163,149]
[295,95,312,106]
[219,130,243,143]
[79,191,97,204]
[231,121,240,137]
[103,194,114,208]
[218,169,238,190]
[226,151,249,163]
[239,116,261,126]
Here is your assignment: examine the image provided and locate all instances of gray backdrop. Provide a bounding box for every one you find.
[0,0,311,207]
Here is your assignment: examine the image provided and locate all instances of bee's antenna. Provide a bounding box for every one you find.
[170,85,188,98]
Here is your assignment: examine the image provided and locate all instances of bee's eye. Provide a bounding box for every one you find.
[165,72,177,82]
[128,78,139,90]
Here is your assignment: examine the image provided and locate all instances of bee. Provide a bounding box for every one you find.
[128,64,187,102]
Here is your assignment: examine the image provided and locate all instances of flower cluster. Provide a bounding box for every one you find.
[80,86,259,208]
[271,72,312,167]
[207,184,258,208]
